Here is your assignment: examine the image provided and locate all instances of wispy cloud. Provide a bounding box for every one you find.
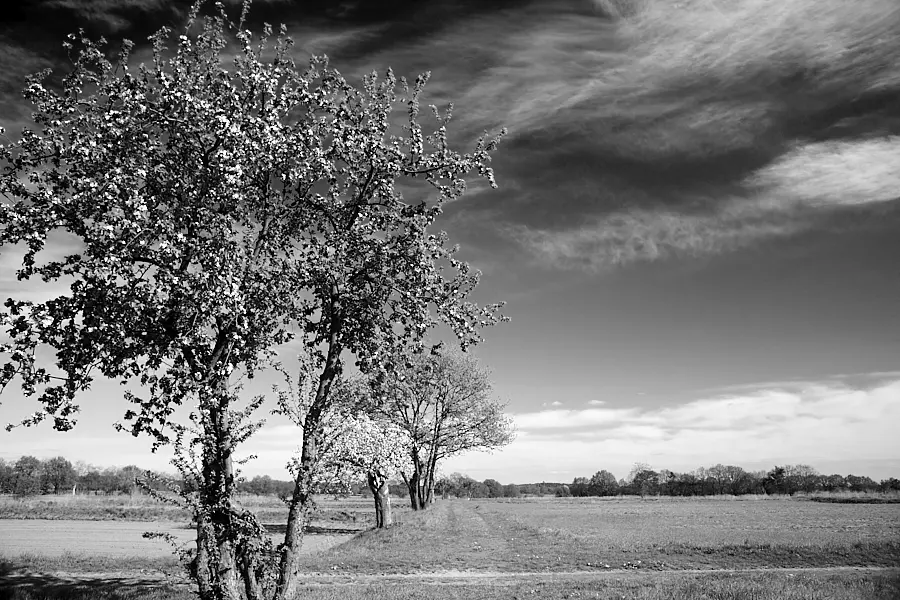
[4,0,899,275]
[503,201,809,270]
[747,138,900,208]
[499,136,900,268]
[430,0,900,269]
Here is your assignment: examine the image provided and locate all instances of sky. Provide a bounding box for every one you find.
[1,0,899,484]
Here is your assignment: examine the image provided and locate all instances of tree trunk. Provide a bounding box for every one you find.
[276,315,343,600]
[404,470,420,510]
[426,453,439,505]
[192,378,242,600]
[369,473,392,528]
[194,518,214,599]
[275,420,318,600]
[405,457,431,510]
[239,544,265,600]
[416,464,429,509]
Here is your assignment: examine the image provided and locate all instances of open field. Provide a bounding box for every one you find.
[300,497,900,574]
[2,497,898,599]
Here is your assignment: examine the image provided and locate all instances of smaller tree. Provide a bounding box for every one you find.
[821,474,847,492]
[588,470,618,496]
[764,466,788,495]
[784,464,820,494]
[14,456,44,495]
[845,474,879,493]
[42,456,76,494]
[375,349,515,510]
[622,462,656,496]
[314,413,410,528]
[242,475,276,496]
[483,478,504,498]
[626,462,652,484]
[502,483,520,498]
[880,478,900,492]
[635,470,659,497]
[0,459,14,494]
[570,476,590,497]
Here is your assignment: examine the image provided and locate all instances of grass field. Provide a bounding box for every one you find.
[2,496,898,599]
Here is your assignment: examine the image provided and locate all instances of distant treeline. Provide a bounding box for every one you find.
[3,456,898,498]
[0,456,161,496]
[0,455,384,497]
[564,464,900,498]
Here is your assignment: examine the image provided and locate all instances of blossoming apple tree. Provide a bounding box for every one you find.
[314,412,410,528]
[0,2,506,599]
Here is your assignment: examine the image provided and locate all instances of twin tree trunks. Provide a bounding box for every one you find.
[404,465,436,511]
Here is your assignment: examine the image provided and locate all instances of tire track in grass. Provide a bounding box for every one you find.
[469,501,596,571]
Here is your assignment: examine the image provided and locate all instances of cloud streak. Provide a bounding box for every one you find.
[418,0,900,267]
[503,202,808,270]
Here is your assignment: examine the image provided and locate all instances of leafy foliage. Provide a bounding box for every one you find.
[373,349,515,509]
[315,413,410,490]
[0,0,506,597]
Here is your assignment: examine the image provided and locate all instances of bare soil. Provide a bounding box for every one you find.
[0,519,352,558]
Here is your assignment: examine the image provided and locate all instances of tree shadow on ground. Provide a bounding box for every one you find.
[0,566,191,600]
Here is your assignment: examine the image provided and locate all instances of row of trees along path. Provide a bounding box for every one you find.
[312,350,514,524]
[0,2,509,599]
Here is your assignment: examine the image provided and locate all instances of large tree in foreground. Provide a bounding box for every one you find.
[0,2,505,598]
[374,349,515,510]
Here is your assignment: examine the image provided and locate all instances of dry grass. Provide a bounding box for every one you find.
[299,498,900,574]
[478,496,900,547]
[0,552,179,574]
[2,570,899,600]
[2,497,899,599]
[0,494,188,522]
[796,491,900,504]
[0,573,900,600]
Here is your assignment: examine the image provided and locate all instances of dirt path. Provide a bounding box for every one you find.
[0,519,352,558]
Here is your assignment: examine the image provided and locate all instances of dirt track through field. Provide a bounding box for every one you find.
[0,519,351,558]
